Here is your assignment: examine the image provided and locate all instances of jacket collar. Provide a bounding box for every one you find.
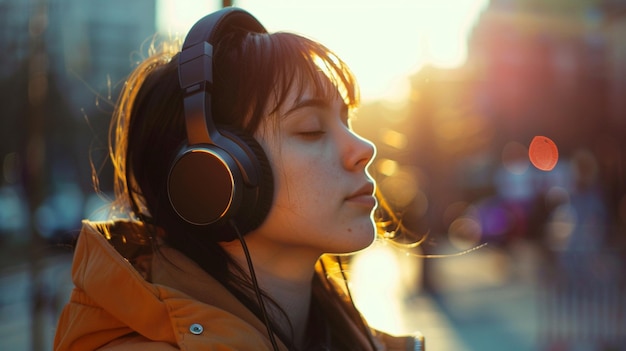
[151,243,280,344]
[73,220,288,350]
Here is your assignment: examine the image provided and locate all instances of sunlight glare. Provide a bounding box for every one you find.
[156,0,221,36]
[350,240,424,335]
[156,0,489,102]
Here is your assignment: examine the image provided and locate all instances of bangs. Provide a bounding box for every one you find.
[212,30,360,134]
[268,32,360,117]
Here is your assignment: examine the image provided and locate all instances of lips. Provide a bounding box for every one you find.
[347,182,375,200]
[345,182,377,208]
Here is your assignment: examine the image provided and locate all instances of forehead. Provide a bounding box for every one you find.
[275,69,349,118]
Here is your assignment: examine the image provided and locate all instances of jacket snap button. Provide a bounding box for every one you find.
[189,323,203,335]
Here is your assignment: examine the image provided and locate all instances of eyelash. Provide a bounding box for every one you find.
[298,131,325,139]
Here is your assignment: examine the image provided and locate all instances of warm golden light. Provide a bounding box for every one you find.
[381,129,408,149]
[379,168,420,209]
[376,158,399,177]
[350,241,422,335]
[156,0,489,103]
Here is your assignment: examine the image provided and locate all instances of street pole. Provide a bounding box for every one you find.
[25,0,48,349]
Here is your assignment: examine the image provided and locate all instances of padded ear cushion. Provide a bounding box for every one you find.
[213,127,274,241]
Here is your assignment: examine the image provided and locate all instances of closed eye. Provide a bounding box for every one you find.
[298,131,326,139]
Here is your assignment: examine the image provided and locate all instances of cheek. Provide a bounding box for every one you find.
[274,153,329,212]
[256,154,332,242]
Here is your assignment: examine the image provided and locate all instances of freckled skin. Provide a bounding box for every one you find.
[224,84,377,268]
[254,93,375,256]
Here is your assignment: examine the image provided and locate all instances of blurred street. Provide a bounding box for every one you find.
[0,251,72,351]
[351,239,626,351]
[2,239,622,351]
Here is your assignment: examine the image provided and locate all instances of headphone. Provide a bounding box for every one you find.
[167,7,274,242]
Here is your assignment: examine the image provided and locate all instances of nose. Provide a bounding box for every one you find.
[343,130,376,171]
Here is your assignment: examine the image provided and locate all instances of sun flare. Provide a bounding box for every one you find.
[157,0,488,103]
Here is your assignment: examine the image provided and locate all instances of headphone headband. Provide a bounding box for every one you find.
[179,7,266,90]
[178,7,267,145]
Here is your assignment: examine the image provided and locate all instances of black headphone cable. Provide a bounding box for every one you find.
[230,220,280,351]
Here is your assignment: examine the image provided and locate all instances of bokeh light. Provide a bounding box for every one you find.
[448,215,482,251]
[529,136,559,171]
[378,166,424,211]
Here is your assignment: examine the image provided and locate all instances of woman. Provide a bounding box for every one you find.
[54,7,423,351]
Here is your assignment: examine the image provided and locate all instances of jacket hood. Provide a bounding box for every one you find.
[54,220,285,351]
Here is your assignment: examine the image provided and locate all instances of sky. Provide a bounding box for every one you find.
[156,0,489,103]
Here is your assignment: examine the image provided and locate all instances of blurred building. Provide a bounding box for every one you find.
[603,0,626,127]
[387,0,626,246]
[601,0,626,235]
[0,0,156,106]
[354,0,626,312]
[0,0,156,242]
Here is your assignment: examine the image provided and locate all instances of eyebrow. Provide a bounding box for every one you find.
[283,98,349,120]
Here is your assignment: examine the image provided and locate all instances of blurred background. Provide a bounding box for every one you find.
[1,0,625,350]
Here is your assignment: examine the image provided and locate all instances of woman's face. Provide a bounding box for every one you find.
[248,82,377,256]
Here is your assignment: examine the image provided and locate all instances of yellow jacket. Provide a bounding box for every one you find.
[54,221,423,351]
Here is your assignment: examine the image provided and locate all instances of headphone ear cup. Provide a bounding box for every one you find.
[167,128,274,241]
[168,144,242,227]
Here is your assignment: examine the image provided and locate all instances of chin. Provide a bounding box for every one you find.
[354,228,377,252]
[337,220,377,254]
